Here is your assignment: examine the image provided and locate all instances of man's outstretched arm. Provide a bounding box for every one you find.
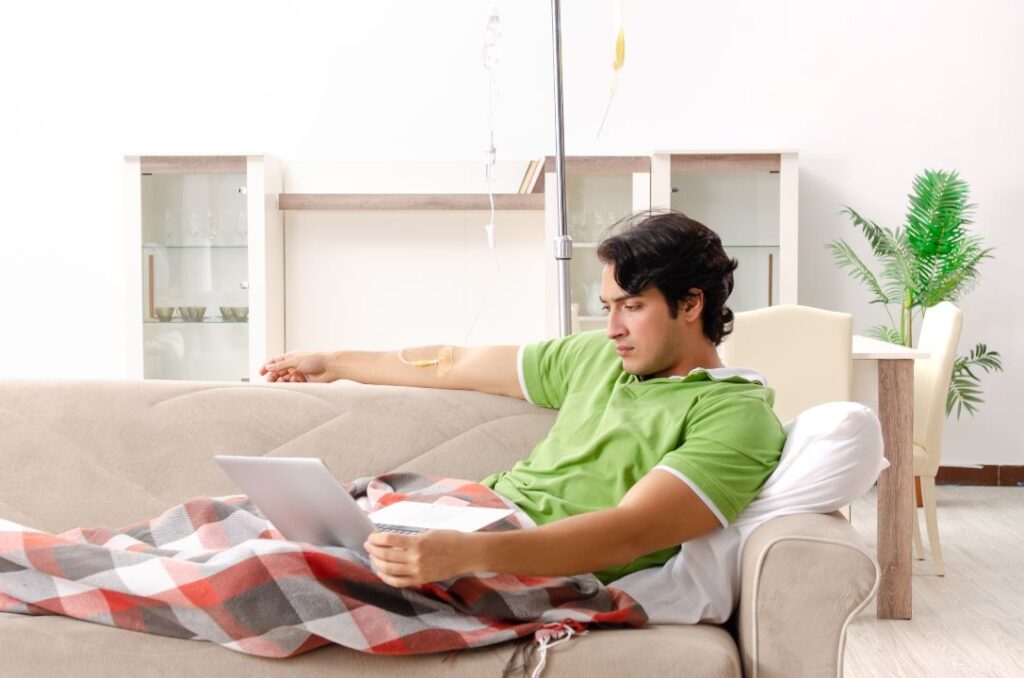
[364,469,723,587]
[261,345,524,400]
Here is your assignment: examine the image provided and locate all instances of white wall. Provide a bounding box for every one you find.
[0,0,1019,465]
[280,161,548,350]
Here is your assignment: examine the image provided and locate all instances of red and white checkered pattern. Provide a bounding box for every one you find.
[0,472,646,658]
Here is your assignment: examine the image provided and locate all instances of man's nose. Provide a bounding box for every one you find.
[605,311,625,339]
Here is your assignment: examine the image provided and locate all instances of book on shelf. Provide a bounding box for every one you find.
[520,156,546,194]
[518,160,538,194]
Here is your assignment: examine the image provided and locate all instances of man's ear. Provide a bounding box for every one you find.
[681,288,704,321]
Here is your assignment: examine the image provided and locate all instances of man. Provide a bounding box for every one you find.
[260,210,786,589]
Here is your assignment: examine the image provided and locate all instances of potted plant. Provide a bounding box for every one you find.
[828,169,1002,418]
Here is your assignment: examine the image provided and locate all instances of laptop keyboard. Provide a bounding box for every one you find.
[375,523,425,535]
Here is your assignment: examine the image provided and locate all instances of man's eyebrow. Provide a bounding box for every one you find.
[598,293,640,304]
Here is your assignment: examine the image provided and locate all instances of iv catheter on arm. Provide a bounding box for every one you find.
[262,345,524,401]
[337,345,524,399]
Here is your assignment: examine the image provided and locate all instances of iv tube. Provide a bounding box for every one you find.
[465,6,503,341]
[482,7,501,249]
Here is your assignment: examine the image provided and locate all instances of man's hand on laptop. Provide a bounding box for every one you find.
[364,530,473,588]
[260,351,333,383]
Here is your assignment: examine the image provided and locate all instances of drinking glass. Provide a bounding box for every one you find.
[235,208,247,245]
[163,208,177,246]
[186,209,201,241]
[590,214,604,243]
[206,210,218,243]
[569,210,585,240]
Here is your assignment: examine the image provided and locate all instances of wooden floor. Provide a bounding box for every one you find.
[844,485,1024,677]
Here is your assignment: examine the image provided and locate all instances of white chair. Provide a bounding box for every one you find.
[718,305,853,422]
[719,304,855,519]
[911,302,963,576]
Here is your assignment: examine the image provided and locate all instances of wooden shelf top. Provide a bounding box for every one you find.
[541,156,651,174]
[140,156,247,174]
[668,153,781,172]
[278,193,545,211]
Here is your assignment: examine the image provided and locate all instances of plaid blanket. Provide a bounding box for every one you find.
[0,473,647,659]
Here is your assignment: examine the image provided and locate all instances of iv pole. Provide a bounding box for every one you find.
[550,0,573,337]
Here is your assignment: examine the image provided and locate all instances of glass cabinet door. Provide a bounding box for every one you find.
[563,160,650,332]
[670,170,781,312]
[140,173,250,380]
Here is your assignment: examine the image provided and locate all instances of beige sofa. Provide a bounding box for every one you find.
[0,379,878,677]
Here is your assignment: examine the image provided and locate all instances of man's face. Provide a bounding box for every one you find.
[599,264,687,378]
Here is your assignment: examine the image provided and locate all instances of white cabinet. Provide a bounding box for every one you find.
[542,157,652,337]
[651,152,798,312]
[544,152,798,336]
[124,156,283,381]
[129,154,793,359]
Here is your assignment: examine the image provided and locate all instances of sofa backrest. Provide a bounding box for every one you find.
[0,380,557,532]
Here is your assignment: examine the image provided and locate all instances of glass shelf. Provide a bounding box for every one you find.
[143,245,248,250]
[143,319,248,324]
[570,242,778,249]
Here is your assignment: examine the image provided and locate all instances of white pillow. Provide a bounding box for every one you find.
[611,401,886,625]
[752,400,888,519]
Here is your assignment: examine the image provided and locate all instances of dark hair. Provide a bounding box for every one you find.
[596,210,738,345]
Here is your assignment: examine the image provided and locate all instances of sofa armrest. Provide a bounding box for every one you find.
[736,512,878,678]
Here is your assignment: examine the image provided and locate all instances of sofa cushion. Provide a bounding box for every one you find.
[0,612,741,678]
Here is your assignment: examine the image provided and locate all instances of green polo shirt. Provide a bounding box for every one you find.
[481,329,786,583]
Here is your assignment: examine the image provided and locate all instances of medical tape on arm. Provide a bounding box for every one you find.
[397,346,455,377]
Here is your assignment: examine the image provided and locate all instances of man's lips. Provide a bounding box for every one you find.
[616,346,633,356]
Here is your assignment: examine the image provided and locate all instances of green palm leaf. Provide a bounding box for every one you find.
[827,240,890,304]
[919,247,991,306]
[867,324,904,345]
[905,170,978,303]
[946,343,1003,419]
[840,207,901,259]
[881,250,918,304]
[947,372,983,419]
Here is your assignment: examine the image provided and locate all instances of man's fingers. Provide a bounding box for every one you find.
[365,542,413,564]
[369,555,414,575]
[264,369,288,383]
[365,544,410,563]
[367,532,414,548]
[263,356,293,371]
[263,355,292,382]
[264,367,302,383]
[377,572,417,588]
[369,556,420,587]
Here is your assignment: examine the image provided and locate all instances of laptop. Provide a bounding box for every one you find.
[213,455,514,553]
